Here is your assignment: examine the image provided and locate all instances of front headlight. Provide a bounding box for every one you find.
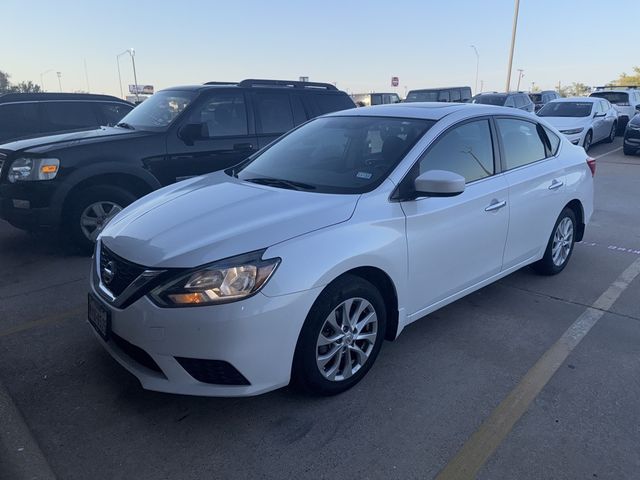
[7,157,60,183]
[559,128,584,135]
[150,251,280,307]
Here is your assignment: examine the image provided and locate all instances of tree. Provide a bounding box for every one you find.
[611,66,640,86]
[9,81,41,93]
[0,70,10,93]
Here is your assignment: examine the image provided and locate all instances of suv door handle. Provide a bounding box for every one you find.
[548,179,564,190]
[233,143,253,151]
[485,200,507,212]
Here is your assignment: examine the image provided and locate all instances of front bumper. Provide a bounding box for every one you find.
[0,181,61,230]
[560,130,586,146]
[624,128,640,152]
[88,272,322,397]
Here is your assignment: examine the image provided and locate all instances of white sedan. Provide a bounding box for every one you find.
[88,103,595,397]
[537,96,617,150]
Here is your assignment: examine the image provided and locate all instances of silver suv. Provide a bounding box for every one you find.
[590,86,640,132]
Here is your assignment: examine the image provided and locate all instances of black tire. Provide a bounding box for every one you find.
[605,123,617,143]
[532,207,577,276]
[623,146,635,156]
[65,186,137,253]
[292,275,387,396]
[583,130,592,151]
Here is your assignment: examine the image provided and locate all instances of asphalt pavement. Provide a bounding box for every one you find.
[0,138,638,480]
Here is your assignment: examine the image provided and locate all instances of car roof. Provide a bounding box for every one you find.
[408,87,470,92]
[549,97,598,103]
[326,102,529,121]
[163,79,345,94]
[0,92,132,104]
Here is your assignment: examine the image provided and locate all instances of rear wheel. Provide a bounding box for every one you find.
[532,208,576,276]
[65,186,137,253]
[292,275,386,395]
[605,123,617,143]
[583,131,593,151]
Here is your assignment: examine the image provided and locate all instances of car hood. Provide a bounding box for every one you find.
[100,172,359,268]
[0,126,144,153]
[541,116,590,130]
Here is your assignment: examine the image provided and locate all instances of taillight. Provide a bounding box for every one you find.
[587,157,596,176]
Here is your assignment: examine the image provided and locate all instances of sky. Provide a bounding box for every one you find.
[2,0,638,98]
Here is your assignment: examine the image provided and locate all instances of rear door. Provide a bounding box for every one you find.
[253,91,296,149]
[497,117,566,269]
[41,101,100,134]
[163,91,257,183]
[0,102,40,142]
[592,101,608,142]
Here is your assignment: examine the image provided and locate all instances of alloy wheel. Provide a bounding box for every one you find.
[583,132,592,151]
[551,217,574,267]
[80,201,123,242]
[316,297,378,382]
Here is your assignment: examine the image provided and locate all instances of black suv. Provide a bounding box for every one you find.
[404,87,472,103]
[471,92,535,112]
[0,93,133,143]
[0,79,355,250]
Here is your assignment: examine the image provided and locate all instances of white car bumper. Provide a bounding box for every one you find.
[88,273,322,397]
[560,130,586,146]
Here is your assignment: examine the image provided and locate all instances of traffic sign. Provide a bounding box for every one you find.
[391,76,399,87]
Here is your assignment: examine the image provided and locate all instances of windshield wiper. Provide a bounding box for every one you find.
[115,122,135,130]
[244,177,316,191]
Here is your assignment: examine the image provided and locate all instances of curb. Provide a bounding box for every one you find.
[0,380,56,479]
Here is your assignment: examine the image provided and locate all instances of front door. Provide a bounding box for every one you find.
[161,91,258,184]
[401,118,509,316]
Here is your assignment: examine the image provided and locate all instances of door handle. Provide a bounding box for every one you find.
[485,200,507,212]
[233,143,253,151]
[548,179,564,190]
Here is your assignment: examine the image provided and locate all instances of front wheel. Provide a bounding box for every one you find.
[65,186,137,253]
[583,131,593,151]
[292,275,386,395]
[532,208,576,276]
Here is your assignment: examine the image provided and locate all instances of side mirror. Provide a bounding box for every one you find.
[635,104,640,112]
[414,170,465,198]
[594,112,606,118]
[179,123,208,145]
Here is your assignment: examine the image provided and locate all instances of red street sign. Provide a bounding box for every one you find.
[391,76,399,87]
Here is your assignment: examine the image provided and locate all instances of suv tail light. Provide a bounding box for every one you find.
[587,157,596,176]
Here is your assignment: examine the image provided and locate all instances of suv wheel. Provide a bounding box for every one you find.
[66,186,137,253]
[292,275,386,395]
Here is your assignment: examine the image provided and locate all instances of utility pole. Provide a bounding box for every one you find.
[516,69,524,91]
[40,69,54,91]
[84,59,91,93]
[480,80,484,93]
[56,72,62,92]
[505,0,521,92]
[470,45,479,95]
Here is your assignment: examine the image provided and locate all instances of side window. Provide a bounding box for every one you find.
[504,96,516,107]
[371,94,383,105]
[254,92,294,135]
[450,89,461,102]
[438,90,450,102]
[390,94,401,104]
[515,95,526,108]
[290,95,308,125]
[418,119,494,183]
[311,93,355,115]
[460,88,472,102]
[97,103,133,126]
[42,102,99,131]
[0,103,39,139]
[542,126,561,156]
[496,118,547,170]
[187,92,248,137]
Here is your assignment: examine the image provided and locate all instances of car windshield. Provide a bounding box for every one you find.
[472,94,506,106]
[405,91,439,102]
[590,92,629,105]
[529,94,543,103]
[233,116,434,194]
[117,90,196,131]
[538,102,593,117]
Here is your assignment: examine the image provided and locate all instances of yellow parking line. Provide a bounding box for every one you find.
[0,306,84,339]
[435,255,640,480]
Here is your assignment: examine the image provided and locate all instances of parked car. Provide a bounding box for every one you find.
[537,97,617,150]
[405,87,472,103]
[0,79,355,250]
[351,93,401,107]
[590,86,640,132]
[0,93,133,144]
[471,92,535,112]
[529,90,560,112]
[623,111,640,155]
[88,102,594,397]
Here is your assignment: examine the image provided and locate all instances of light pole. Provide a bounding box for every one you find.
[39,69,54,91]
[505,0,521,92]
[56,72,62,92]
[470,45,479,95]
[117,48,139,100]
[516,69,524,91]
[130,49,140,103]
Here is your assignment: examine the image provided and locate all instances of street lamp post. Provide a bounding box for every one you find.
[39,69,54,92]
[470,45,479,95]
[516,69,524,91]
[56,72,62,92]
[130,49,140,103]
[505,0,521,92]
[117,48,139,100]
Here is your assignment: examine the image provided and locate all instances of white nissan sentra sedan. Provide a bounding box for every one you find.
[88,103,595,397]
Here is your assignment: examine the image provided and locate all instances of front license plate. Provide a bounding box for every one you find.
[88,294,111,340]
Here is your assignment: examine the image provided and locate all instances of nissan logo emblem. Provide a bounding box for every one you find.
[102,261,116,285]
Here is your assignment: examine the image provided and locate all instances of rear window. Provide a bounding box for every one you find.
[590,92,630,106]
[538,102,593,117]
[472,94,507,106]
[41,101,99,131]
[311,93,355,115]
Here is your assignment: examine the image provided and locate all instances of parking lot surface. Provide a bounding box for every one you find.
[1,138,639,479]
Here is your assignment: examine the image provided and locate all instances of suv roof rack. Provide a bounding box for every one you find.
[237,79,337,90]
[594,85,639,90]
[203,81,238,85]
[0,92,130,103]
